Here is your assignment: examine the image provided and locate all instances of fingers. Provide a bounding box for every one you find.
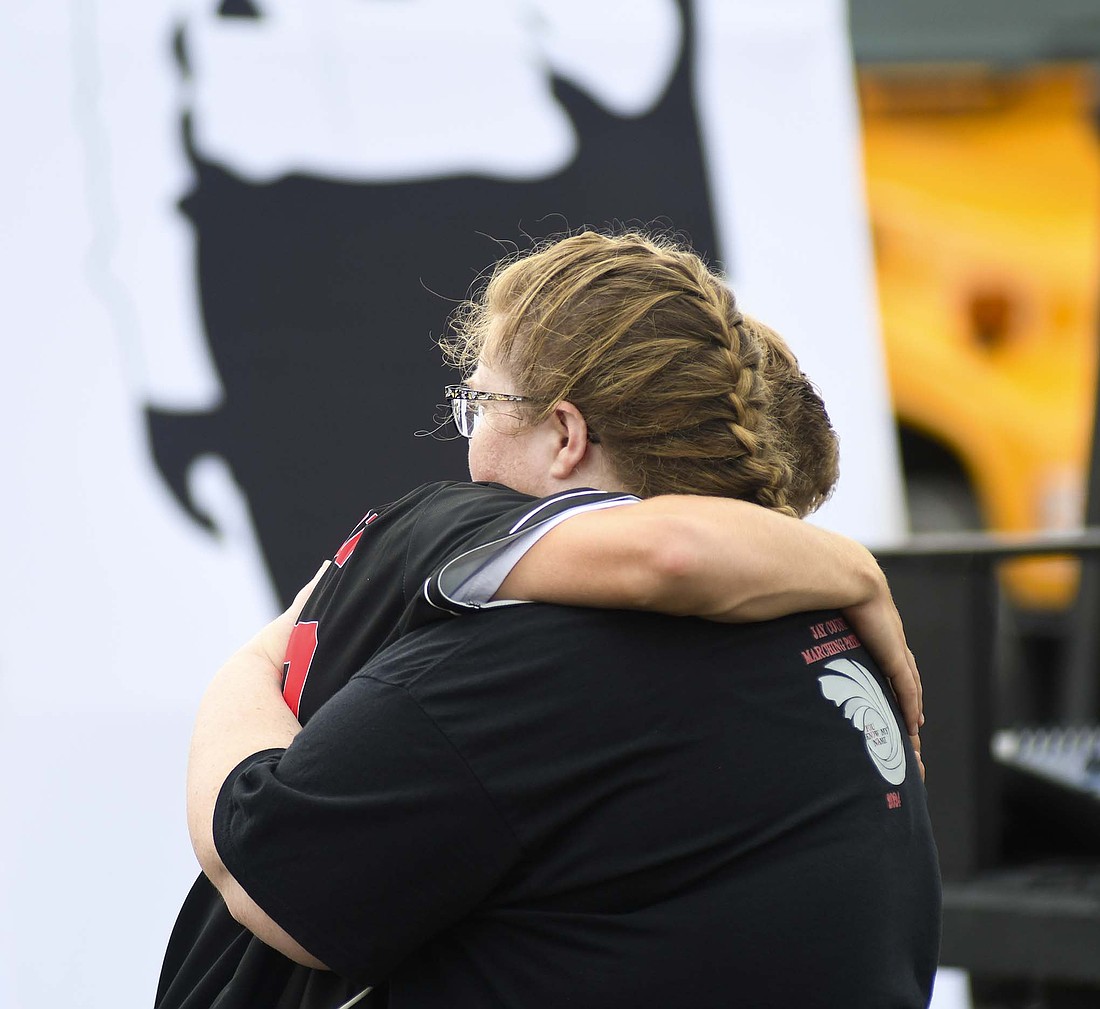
[892,642,922,737]
[286,561,331,622]
[884,615,921,736]
[908,646,924,728]
[840,591,923,735]
[910,654,925,782]
[910,732,925,782]
[887,596,923,733]
[842,582,925,777]
[892,655,921,738]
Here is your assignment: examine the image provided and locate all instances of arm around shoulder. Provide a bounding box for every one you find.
[495,494,922,734]
[497,494,882,621]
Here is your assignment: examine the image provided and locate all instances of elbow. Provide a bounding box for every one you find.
[220,879,254,930]
[190,826,227,892]
[638,514,732,616]
[196,842,236,911]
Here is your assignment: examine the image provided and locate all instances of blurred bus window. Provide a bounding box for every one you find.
[859,63,1100,610]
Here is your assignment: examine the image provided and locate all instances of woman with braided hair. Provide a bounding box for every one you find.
[444,229,837,515]
[177,229,938,1009]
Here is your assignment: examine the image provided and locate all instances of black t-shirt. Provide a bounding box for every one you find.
[281,481,638,726]
[215,605,941,1009]
[155,481,636,1009]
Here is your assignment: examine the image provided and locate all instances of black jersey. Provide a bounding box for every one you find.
[215,605,941,1009]
[281,481,638,725]
[155,481,636,1009]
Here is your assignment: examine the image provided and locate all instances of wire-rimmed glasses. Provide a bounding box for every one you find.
[444,384,535,438]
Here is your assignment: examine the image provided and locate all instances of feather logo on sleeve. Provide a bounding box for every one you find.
[818,658,906,785]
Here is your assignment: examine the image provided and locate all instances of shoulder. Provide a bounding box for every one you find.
[376,480,637,537]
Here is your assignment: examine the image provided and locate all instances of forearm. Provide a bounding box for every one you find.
[637,497,882,622]
[187,562,327,865]
[186,638,300,881]
[499,494,881,621]
[185,636,328,966]
[497,495,921,735]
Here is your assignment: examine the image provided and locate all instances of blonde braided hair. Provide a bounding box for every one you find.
[445,230,837,517]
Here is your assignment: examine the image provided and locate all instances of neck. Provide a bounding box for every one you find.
[544,444,629,496]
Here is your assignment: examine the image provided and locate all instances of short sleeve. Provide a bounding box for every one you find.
[212,673,521,983]
[287,481,536,722]
[418,488,640,615]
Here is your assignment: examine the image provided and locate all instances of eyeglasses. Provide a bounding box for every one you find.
[443,384,601,443]
[444,384,535,438]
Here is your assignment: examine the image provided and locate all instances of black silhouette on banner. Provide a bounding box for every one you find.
[146,0,718,605]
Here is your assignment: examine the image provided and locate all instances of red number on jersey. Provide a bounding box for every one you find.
[334,511,379,567]
[283,620,319,718]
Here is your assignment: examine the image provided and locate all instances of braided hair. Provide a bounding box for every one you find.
[445,230,837,517]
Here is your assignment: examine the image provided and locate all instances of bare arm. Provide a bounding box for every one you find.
[497,495,923,739]
[186,567,330,969]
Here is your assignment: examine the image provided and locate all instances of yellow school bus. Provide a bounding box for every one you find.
[860,64,1100,608]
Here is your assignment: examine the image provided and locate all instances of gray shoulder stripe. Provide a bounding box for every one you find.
[508,491,639,535]
[434,495,640,610]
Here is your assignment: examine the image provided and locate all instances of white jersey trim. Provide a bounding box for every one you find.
[423,493,638,614]
[506,488,630,535]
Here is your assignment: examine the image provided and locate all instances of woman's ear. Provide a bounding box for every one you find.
[548,401,592,480]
